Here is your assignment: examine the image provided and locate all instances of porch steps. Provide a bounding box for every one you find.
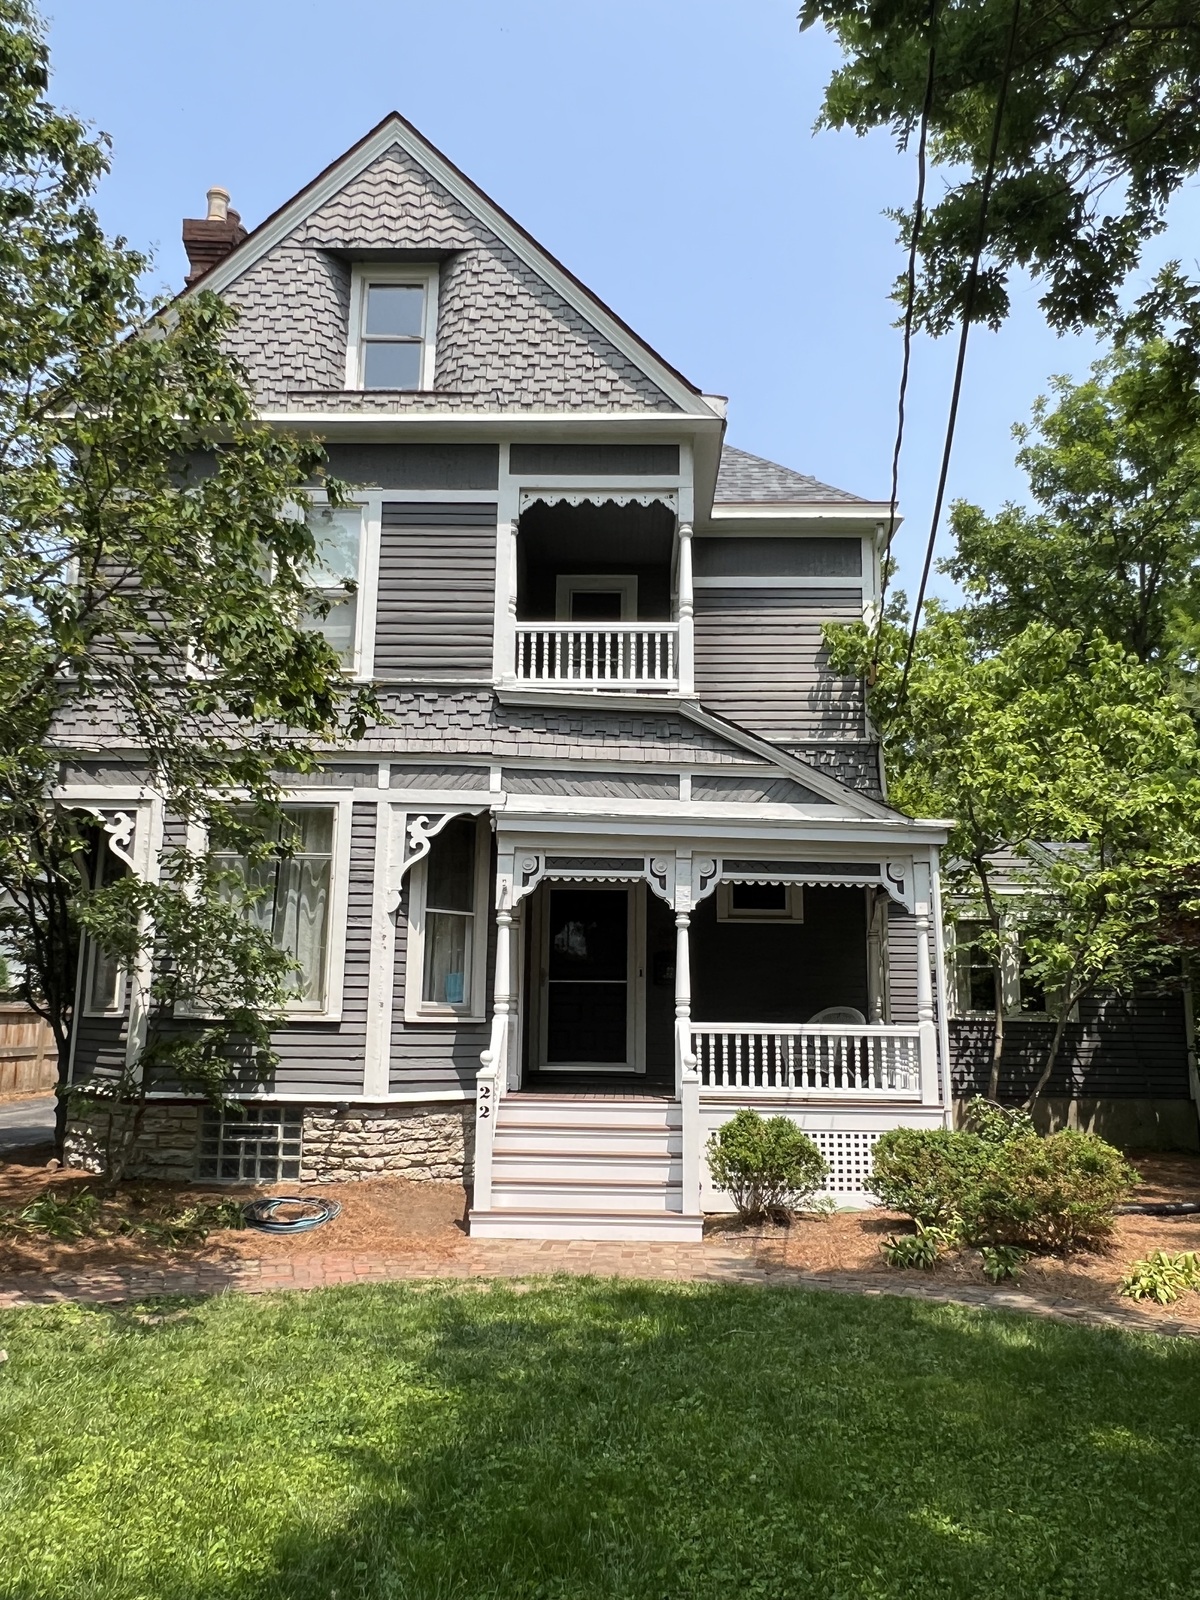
[469,1093,703,1242]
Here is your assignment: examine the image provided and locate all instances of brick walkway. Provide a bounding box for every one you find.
[2,1239,1199,1339]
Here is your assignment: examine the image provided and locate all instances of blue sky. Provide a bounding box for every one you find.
[43,0,1200,601]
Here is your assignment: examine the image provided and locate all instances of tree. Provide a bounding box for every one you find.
[0,0,376,1154]
[827,610,1200,1102]
[944,336,1200,672]
[802,1,1200,337]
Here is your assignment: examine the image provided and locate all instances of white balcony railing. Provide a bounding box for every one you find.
[691,1024,923,1097]
[515,623,679,689]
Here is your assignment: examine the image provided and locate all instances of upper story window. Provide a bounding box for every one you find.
[301,502,366,669]
[346,265,438,391]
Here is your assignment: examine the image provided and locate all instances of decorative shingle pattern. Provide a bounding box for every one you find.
[716,446,868,505]
[785,741,883,798]
[221,143,679,413]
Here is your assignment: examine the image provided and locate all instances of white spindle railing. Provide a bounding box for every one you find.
[690,1024,922,1097]
[515,623,679,688]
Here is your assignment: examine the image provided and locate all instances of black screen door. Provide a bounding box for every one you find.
[544,888,630,1065]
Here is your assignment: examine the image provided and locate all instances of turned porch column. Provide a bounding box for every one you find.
[677,520,695,697]
[674,908,702,1213]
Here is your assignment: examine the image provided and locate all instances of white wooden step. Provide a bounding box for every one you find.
[493,1124,681,1155]
[490,1177,683,1213]
[499,1097,679,1130]
[493,1150,682,1184]
[469,1208,703,1242]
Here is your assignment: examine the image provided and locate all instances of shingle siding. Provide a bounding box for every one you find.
[221,142,679,413]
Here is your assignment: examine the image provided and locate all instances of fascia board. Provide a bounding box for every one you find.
[254,411,727,442]
[709,504,898,523]
[184,117,716,420]
[495,812,951,848]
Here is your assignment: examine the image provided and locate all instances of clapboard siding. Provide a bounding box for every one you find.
[267,802,375,1095]
[70,1015,127,1084]
[694,588,865,741]
[389,846,497,1095]
[887,904,919,1024]
[374,501,497,678]
[949,994,1192,1100]
[502,769,679,799]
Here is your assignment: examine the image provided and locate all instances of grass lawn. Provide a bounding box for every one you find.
[2,1281,1199,1599]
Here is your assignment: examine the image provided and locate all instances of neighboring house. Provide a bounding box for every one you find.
[943,850,1200,1150]
[59,112,956,1239]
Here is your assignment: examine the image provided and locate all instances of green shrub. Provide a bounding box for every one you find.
[1119,1251,1200,1304]
[707,1110,828,1220]
[870,1126,1137,1253]
[869,1128,992,1230]
[963,1096,1035,1144]
[974,1132,1138,1252]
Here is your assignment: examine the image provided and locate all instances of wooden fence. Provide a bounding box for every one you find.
[0,1004,57,1094]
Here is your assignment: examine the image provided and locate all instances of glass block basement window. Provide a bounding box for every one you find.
[198,1106,303,1182]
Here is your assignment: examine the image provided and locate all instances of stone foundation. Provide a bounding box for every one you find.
[64,1099,474,1184]
[300,1104,474,1183]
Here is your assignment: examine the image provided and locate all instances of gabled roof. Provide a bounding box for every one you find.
[715,446,868,505]
[180,111,721,419]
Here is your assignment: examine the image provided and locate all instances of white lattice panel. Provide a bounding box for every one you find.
[805,1129,882,1195]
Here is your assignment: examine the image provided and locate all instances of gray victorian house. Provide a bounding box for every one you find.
[61,112,963,1238]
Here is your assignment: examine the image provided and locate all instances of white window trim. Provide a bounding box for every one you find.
[716,882,805,923]
[948,913,1078,1023]
[305,494,376,680]
[554,573,639,621]
[345,264,439,392]
[206,792,354,1024]
[81,836,129,1019]
[404,816,491,1024]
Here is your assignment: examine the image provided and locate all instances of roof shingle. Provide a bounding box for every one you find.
[715,445,867,505]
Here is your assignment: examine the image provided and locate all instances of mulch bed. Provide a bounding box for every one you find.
[4,1144,1200,1321]
[711,1151,1200,1320]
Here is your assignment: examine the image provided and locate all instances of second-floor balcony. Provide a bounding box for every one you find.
[507,494,692,696]
[515,621,679,688]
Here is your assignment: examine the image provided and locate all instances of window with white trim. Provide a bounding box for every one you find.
[405,816,490,1022]
[214,806,336,1014]
[301,502,366,669]
[950,915,1065,1020]
[82,837,127,1017]
[347,266,438,390]
[716,881,804,923]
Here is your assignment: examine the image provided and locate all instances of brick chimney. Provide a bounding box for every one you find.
[182,186,248,285]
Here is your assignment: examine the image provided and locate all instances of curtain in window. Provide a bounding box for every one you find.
[421,818,476,1007]
[217,806,333,1008]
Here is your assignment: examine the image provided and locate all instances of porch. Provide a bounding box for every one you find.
[469,844,948,1240]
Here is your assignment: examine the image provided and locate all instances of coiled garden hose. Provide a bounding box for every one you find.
[242,1195,342,1233]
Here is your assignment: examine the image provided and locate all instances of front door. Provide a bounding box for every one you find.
[536,886,645,1073]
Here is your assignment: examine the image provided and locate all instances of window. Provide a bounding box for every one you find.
[214,806,335,1014]
[198,1104,303,1182]
[555,574,638,621]
[953,920,998,1015]
[301,502,365,668]
[83,836,128,1017]
[405,815,490,1021]
[347,267,438,390]
[716,881,805,923]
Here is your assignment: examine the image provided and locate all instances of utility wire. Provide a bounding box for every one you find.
[870,0,939,684]
[895,0,1025,710]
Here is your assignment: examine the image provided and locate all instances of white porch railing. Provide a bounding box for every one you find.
[691,1024,923,1097]
[515,623,679,688]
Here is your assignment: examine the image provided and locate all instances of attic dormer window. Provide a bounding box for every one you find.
[346,264,439,391]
